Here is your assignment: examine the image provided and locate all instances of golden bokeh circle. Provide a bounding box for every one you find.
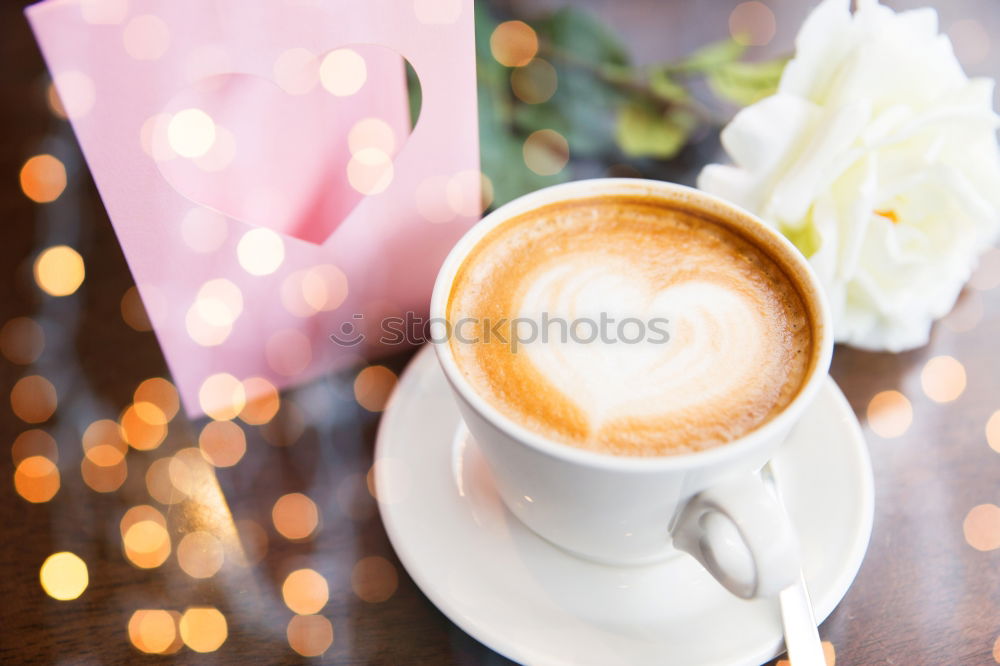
[287,614,334,657]
[177,531,225,579]
[179,607,228,653]
[1,317,45,364]
[20,154,67,203]
[351,555,399,603]
[272,492,320,541]
[866,390,913,439]
[34,245,85,297]
[353,365,398,412]
[490,21,538,67]
[963,504,1000,552]
[15,455,60,503]
[282,568,330,615]
[198,420,247,467]
[39,552,88,601]
[11,375,58,424]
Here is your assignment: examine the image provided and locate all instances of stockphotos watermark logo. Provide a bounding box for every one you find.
[330,312,670,352]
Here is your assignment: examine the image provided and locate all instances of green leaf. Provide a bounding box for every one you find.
[615,102,695,159]
[707,58,788,106]
[534,7,630,67]
[648,69,690,103]
[669,39,746,73]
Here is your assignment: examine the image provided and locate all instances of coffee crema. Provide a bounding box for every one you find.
[447,195,815,457]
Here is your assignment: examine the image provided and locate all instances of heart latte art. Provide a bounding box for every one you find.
[447,196,815,456]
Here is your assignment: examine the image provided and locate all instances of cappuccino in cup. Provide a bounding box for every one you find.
[446,195,817,457]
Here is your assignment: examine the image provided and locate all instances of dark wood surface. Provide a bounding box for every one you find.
[3,1,1000,664]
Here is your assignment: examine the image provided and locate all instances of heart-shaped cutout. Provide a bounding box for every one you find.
[153,45,416,245]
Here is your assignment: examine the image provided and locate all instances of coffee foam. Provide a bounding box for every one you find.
[447,196,815,457]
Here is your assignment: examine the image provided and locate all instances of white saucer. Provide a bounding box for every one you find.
[375,346,874,666]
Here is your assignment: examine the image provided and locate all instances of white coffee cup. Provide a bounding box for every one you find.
[429,179,833,599]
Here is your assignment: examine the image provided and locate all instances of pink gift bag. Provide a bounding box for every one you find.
[27,0,479,416]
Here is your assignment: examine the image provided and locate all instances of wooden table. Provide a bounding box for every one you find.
[3,0,1000,663]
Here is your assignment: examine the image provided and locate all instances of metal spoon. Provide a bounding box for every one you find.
[762,462,826,666]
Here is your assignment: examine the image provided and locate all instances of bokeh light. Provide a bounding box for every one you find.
[265,329,312,377]
[523,129,569,176]
[446,169,488,217]
[39,552,88,601]
[366,457,412,506]
[194,124,236,173]
[135,377,180,421]
[319,49,367,96]
[128,610,181,655]
[11,375,57,424]
[119,403,168,451]
[199,373,247,421]
[987,411,1000,454]
[168,447,211,497]
[198,420,247,467]
[180,206,228,254]
[274,48,319,95]
[920,356,966,403]
[414,175,456,224]
[280,265,349,317]
[121,286,153,332]
[14,455,60,503]
[353,365,398,412]
[351,555,399,603]
[187,278,244,346]
[349,117,397,156]
[50,71,95,120]
[963,503,1000,551]
[20,155,67,204]
[81,456,128,493]
[272,492,320,541]
[146,457,186,505]
[179,607,228,653]
[168,108,216,158]
[46,82,67,119]
[510,58,557,104]
[729,1,776,47]
[1,317,45,365]
[237,228,285,276]
[866,390,912,438]
[123,14,171,61]
[12,429,58,465]
[347,147,394,195]
[82,419,128,466]
[282,568,329,614]
[239,377,281,425]
[34,245,85,297]
[490,21,538,67]
[121,505,171,569]
[177,531,225,579]
[287,615,334,657]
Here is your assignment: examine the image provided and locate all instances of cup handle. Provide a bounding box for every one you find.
[671,470,799,599]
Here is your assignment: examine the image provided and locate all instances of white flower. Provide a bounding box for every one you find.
[698,0,1000,351]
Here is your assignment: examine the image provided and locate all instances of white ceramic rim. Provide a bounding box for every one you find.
[429,178,834,473]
